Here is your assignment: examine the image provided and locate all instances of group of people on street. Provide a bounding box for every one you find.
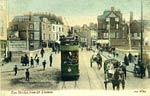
[13,65,30,81]
[13,48,54,81]
[123,52,150,79]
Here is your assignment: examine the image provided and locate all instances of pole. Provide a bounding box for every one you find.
[26,24,29,51]
[128,22,132,51]
[141,0,143,63]
[109,19,111,47]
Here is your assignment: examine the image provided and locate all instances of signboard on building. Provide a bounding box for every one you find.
[9,41,27,51]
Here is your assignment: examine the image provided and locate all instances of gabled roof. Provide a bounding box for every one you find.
[98,10,121,20]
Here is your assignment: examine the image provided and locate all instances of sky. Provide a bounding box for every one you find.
[7,0,150,26]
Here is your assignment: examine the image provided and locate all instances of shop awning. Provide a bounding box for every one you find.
[96,40,109,44]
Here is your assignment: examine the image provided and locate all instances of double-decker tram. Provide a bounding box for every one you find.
[60,34,79,80]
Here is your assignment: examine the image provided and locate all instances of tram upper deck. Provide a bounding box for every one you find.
[60,35,79,51]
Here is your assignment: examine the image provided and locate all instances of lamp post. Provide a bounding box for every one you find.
[140,0,143,63]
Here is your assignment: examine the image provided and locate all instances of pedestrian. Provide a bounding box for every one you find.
[42,60,46,70]
[13,65,18,76]
[112,50,116,58]
[24,54,29,66]
[147,61,150,78]
[124,54,129,66]
[138,55,141,65]
[25,69,30,81]
[40,48,45,58]
[140,64,145,78]
[30,57,34,67]
[9,51,12,62]
[121,63,127,79]
[128,52,132,63]
[36,57,39,65]
[49,54,53,67]
[21,56,24,66]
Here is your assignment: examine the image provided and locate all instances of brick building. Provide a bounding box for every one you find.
[97,7,128,47]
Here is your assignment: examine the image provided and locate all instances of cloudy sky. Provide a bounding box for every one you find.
[7,0,150,26]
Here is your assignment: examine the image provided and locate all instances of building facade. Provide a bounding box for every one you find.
[8,15,41,50]
[130,20,141,49]
[0,0,7,61]
[97,7,128,47]
[51,22,63,42]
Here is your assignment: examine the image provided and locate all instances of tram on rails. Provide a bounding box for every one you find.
[60,34,79,80]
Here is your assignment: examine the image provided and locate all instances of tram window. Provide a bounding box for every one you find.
[62,51,78,64]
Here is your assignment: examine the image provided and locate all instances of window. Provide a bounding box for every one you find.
[34,32,39,40]
[59,27,61,32]
[115,18,119,22]
[29,23,34,29]
[43,33,45,40]
[53,26,55,31]
[30,33,34,40]
[116,24,118,29]
[103,33,108,38]
[116,32,119,38]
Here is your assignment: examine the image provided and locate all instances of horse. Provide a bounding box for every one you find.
[104,59,125,90]
[90,52,102,70]
[112,68,126,90]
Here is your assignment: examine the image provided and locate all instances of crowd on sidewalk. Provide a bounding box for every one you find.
[2,48,56,81]
[97,46,150,79]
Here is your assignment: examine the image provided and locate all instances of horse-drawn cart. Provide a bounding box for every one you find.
[104,59,125,90]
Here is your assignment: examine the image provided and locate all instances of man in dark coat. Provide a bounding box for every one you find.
[25,69,30,81]
[42,60,46,70]
[49,54,53,67]
[24,54,29,66]
[30,57,34,67]
[40,48,45,58]
[128,52,132,63]
[124,54,129,66]
[21,56,24,66]
[14,65,18,76]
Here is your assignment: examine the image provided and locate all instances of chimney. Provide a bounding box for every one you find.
[111,7,115,11]
[130,11,133,23]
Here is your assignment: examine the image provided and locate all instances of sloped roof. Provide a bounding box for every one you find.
[74,31,86,38]
[98,10,121,20]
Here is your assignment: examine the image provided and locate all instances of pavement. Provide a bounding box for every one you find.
[101,51,135,73]
[0,48,53,73]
